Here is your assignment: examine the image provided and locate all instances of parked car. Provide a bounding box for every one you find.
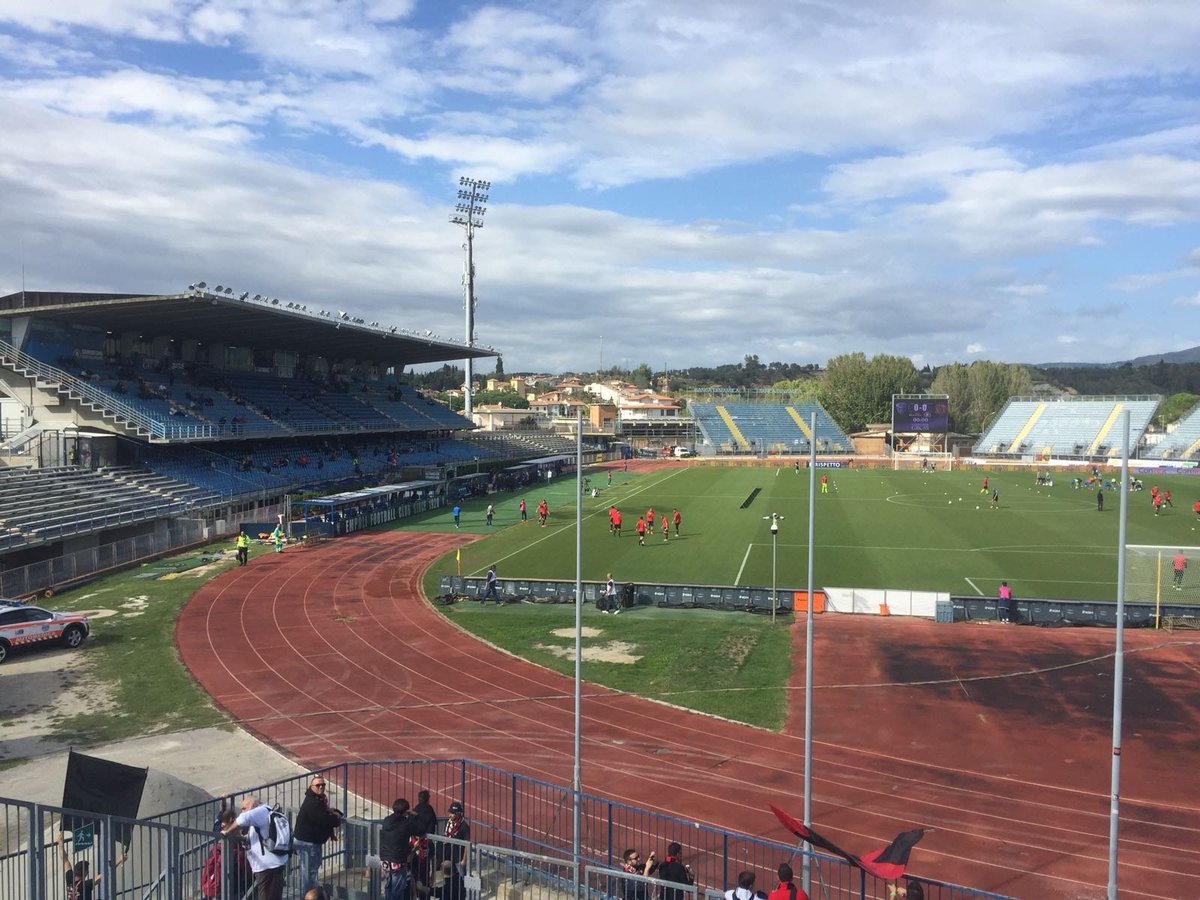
[0,602,90,664]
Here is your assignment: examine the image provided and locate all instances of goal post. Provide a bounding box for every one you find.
[1125,545,1200,626]
[892,454,954,472]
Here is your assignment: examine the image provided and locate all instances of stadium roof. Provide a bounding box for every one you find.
[0,290,497,367]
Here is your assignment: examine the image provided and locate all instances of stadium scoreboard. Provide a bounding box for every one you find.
[892,394,949,433]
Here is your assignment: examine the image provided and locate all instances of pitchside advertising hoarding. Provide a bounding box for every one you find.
[893,395,949,433]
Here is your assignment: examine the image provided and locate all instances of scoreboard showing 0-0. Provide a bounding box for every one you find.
[893,395,949,433]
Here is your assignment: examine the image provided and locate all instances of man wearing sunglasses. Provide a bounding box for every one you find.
[293,776,344,894]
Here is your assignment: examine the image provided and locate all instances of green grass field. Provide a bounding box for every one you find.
[419,465,1200,603]
[15,463,1197,758]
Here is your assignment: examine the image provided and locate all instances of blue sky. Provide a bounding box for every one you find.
[1,1,1198,373]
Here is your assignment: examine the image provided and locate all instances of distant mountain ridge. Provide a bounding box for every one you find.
[1033,345,1200,369]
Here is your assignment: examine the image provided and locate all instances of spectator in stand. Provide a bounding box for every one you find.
[767,862,808,900]
[656,842,694,900]
[202,809,253,899]
[725,870,765,900]
[411,790,438,886]
[221,796,289,900]
[293,775,344,893]
[619,848,657,900]
[380,799,421,900]
[57,830,128,900]
[441,801,470,874]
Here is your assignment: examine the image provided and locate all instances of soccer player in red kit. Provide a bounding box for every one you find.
[672,508,681,536]
[636,517,646,545]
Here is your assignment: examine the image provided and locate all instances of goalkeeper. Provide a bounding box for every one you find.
[1173,551,1187,591]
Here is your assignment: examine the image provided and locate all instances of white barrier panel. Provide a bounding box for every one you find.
[821,587,946,618]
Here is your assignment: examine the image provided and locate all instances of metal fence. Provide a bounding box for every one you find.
[0,518,211,600]
[1,759,1014,900]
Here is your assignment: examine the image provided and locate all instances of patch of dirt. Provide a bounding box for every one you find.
[535,641,642,664]
[0,648,118,761]
[120,595,149,618]
[716,632,758,667]
[551,627,602,638]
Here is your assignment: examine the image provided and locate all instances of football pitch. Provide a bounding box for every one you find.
[419,464,1200,603]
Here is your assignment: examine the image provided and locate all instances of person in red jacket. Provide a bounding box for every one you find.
[767,862,808,900]
[635,517,646,546]
[672,508,681,537]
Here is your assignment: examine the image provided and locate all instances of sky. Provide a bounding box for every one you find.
[1,1,1199,375]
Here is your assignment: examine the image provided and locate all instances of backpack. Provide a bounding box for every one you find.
[254,805,293,857]
[200,843,222,898]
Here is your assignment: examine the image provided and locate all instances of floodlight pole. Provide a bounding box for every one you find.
[450,177,490,418]
[573,406,583,898]
[803,412,816,895]
[1107,409,1130,898]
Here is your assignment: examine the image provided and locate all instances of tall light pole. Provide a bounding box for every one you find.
[450,176,490,418]
[763,514,784,624]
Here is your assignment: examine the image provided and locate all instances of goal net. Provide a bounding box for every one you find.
[893,454,954,472]
[1124,545,1200,622]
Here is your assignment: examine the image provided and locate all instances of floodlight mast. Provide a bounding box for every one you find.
[450,176,490,418]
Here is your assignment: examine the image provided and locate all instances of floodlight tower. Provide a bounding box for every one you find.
[450,176,490,418]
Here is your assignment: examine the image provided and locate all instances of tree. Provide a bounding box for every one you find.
[494,356,504,377]
[771,379,822,403]
[931,361,1033,434]
[819,353,918,433]
[630,363,654,389]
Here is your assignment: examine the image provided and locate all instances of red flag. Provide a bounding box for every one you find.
[769,805,924,881]
[858,829,925,880]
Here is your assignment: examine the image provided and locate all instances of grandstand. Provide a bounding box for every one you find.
[1145,401,1200,460]
[973,395,1160,459]
[689,401,853,454]
[0,287,526,568]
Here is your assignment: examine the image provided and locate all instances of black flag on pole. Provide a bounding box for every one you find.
[62,750,148,846]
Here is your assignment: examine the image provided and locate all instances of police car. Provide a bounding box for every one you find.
[0,602,90,664]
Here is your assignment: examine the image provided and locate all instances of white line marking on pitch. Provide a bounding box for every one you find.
[735,543,754,585]
[964,577,984,595]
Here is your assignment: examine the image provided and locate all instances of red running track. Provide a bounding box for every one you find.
[176,530,1200,900]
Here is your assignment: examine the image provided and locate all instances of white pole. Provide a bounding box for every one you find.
[573,407,583,897]
[771,517,779,625]
[1107,410,1130,898]
[802,413,816,894]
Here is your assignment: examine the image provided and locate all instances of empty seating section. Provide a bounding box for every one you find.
[1148,403,1200,459]
[689,402,851,453]
[975,397,1161,457]
[0,466,208,549]
[689,402,739,452]
[138,437,499,499]
[11,342,473,439]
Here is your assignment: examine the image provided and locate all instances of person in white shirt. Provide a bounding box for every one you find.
[221,797,288,900]
[725,870,765,900]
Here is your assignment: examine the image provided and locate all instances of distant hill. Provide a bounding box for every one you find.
[1033,345,1200,369]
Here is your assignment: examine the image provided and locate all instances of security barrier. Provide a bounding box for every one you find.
[0,759,1014,900]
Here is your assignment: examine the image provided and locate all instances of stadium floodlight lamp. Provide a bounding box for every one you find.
[389,326,397,333]
[239,292,249,300]
[253,294,262,301]
[224,287,233,295]
[271,298,279,305]
[196,281,207,289]
[214,285,224,292]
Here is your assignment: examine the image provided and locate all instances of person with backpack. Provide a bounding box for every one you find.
[293,775,343,894]
[221,796,290,900]
[203,809,252,899]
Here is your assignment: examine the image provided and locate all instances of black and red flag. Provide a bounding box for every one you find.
[769,803,925,881]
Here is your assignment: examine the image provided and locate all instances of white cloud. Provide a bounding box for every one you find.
[965,343,984,355]
[1057,335,1080,344]
[823,147,1021,205]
